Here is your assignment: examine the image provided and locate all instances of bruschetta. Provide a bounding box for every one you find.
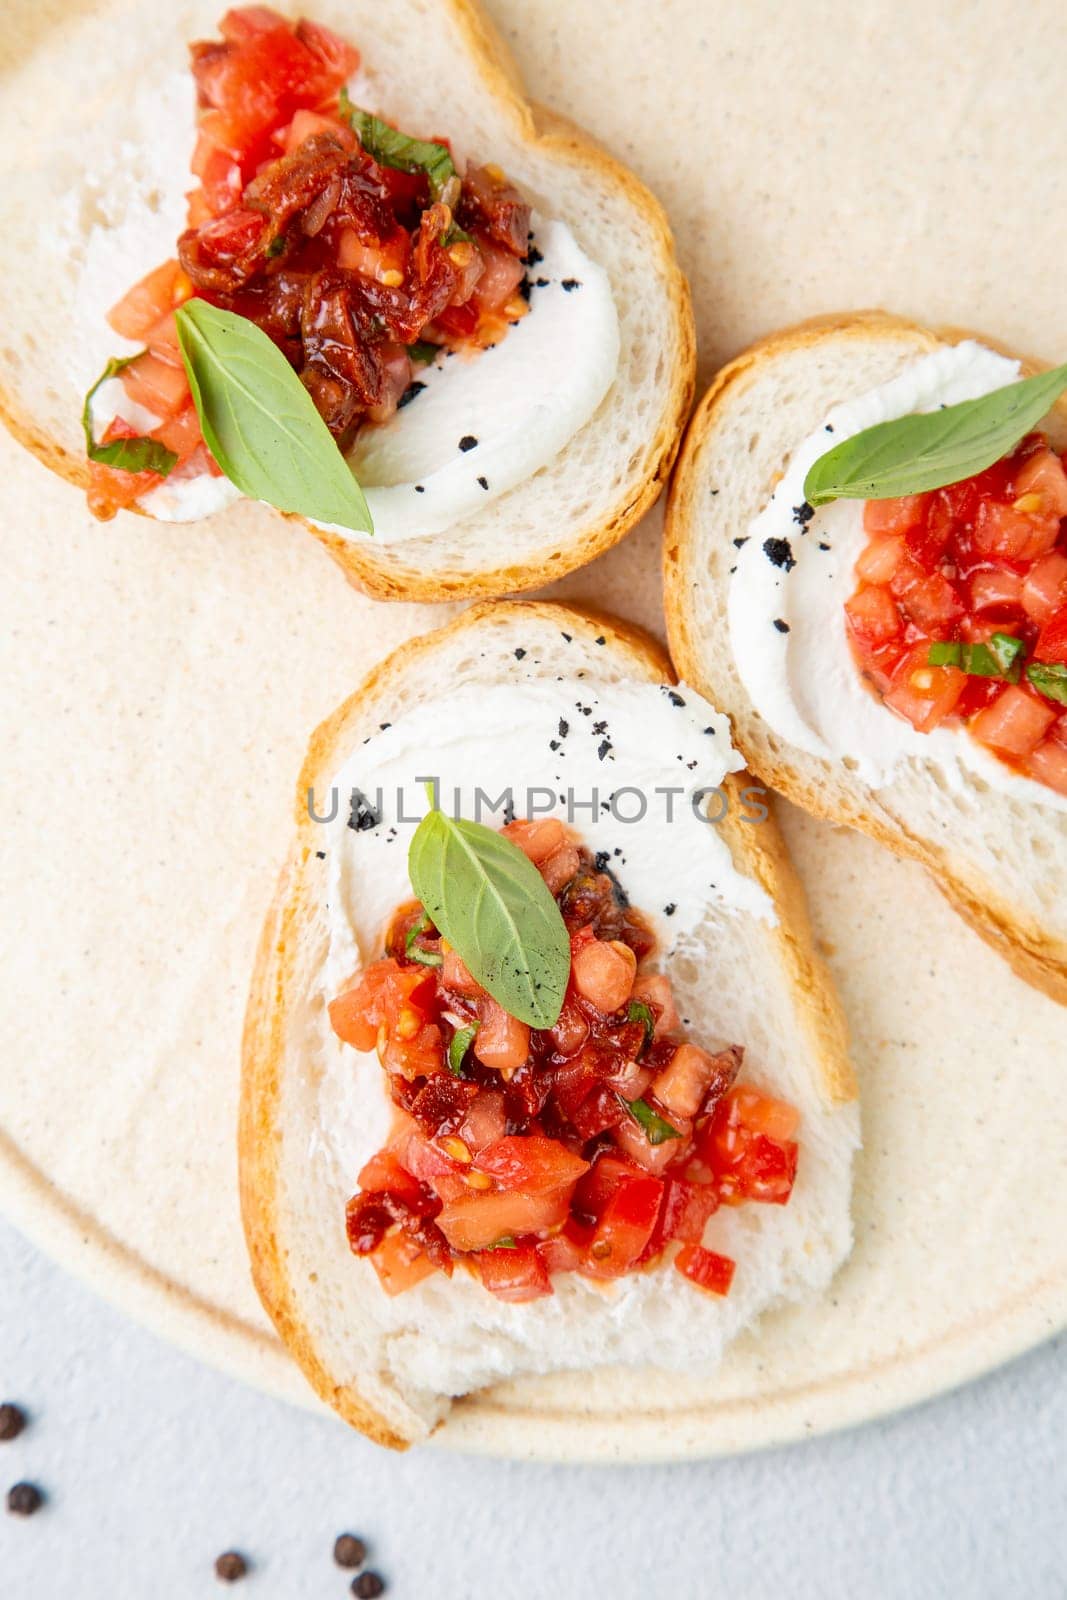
[0,3,693,601]
[665,311,1067,1002]
[239,600,858,1447]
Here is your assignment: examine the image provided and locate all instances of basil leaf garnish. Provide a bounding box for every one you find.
[805,362,1067,506]
[340,90,456,202]
[408,807,570,1029]
[486,1235,517,1250]
[929,635,1024,681]
[1027,662,1067,705]
[622,1096,681,1145]
[174,300,373,534]
[82,355,178,477]
[406,341,440,365]
[447,1023,479,1078]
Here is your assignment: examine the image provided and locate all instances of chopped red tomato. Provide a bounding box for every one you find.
[469,1244,552,1303]
[675,1244,736,1297]
[331,825,799,1301]
[847,433,1067,792]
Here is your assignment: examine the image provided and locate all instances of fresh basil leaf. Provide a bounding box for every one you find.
[408,809,570,1029]
[622,1096,681,1146]
[927,641,962,667]
[486,1235,517,1250]
[174,300,373,534]
[447,1022,479,1078]
[1027,661,1067,705]
[340,90,456,202]
[406,341,441,365]
[804,361,1067,506]
[82,355,178,477]
[987,632,1026,679]
[626,999,656,1056]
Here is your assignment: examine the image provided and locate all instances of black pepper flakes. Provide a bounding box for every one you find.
[773,619,791,634]
[595,635,606,645]
[315,850,326,860]
[561,631,573,643]
[477,475,489,490]
[524,244,544,267]
[6,1483,43,1517]
[558,718,569,738]
[347,788,382,833]
[0,1405,26,1442]
[561,278,581,291]
[414,485,425,493]
[458,435,478,452]
[762,536,796,572]
[518,276,533,303]
[334,1534,368,1570]
[514,647,526,660]
[352,1574,386,1598]
[792,501,815,527]
[665,690,686,707]
[664,903,677,917]
[597,739,612,761]
[732,536,749,548]
[397,381,426,410]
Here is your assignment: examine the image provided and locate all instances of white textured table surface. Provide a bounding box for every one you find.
[0,1218,1062,1599]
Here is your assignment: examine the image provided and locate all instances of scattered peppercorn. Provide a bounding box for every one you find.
[0,1405,26,1442]
[214,1551,248,1582]
[352,1573,385,1598]
[458,435,478,452]
[334,1534,367,1570]
[6,1483,43,1517]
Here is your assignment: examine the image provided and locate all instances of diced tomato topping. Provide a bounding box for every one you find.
[86,7,534,518]
[1035,609,1067,665]
[332,826,797,1302]
[863,495,926,537]
[969,685,1057,758]
[469,1243,553,1303]
[675,1245,736,1297]
[847,432,1067,793]
[1027,737,1067,796]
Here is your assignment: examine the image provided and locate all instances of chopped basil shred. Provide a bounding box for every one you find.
[625,999,656,1056]
[447,1023,479,1078]
[486,1235,517,1251]
[1027,661,1067,705]
[406,341,441,365]
[82,355,178,477]
[927,633,1025,682]
[622,1096,681,1145]
[339,89,456,202]
[404,913,443,968]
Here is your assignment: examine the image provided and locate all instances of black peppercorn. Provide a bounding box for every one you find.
[214,1551,248,1582]
[352,1574,385,1598]
[0,1405,26,1442]
[6,1483,43,1517]
[334,1534,367,1569]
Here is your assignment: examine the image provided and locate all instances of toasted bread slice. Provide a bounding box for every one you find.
[0,1,693,602]
[664,311,1067,1003]
[239,600,857,1448]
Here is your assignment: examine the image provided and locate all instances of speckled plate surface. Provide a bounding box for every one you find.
[1,0,1065,1462]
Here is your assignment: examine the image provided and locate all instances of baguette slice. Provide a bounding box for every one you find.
[0,0,693,602]
[239,599,858,1448]
[664,311,1067,1003]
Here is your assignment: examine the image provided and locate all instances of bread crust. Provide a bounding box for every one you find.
[664,310,1067,1005]
[2,1,694,600]
[239,599,855,1448]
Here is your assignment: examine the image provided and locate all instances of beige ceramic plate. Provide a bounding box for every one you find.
[1,0,1065,1461]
